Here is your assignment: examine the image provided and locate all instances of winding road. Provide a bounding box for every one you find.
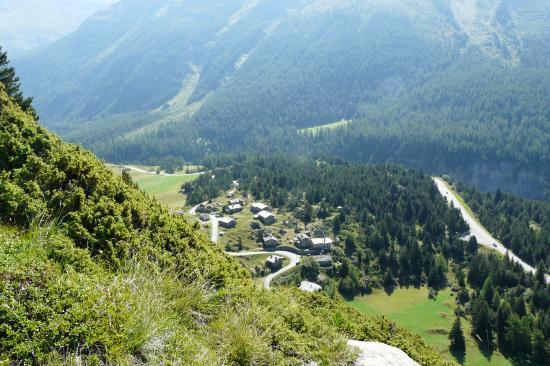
[226,250,301,289]
[433,177,549,284]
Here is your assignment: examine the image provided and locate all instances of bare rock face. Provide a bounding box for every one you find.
[347,340,419,366]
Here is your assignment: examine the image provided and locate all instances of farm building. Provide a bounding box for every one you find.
[218,217,237,229]
[199,213,210,222]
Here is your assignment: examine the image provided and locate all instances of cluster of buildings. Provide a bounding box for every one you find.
[251,203,277,225]
[294,233,333,253]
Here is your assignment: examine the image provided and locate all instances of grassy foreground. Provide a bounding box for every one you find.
[349,287,512,366]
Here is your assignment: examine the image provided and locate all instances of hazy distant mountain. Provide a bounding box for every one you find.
[16,0,550,119]
[0,0,117,55]
[14,0,550,199]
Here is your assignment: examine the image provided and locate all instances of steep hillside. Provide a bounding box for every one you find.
[0,84,455,363]
[15,0,550,199]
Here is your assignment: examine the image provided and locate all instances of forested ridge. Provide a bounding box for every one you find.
[185,155,550,363]
[69,62,550,200]
[15,0,550,199]
[0,59,455,365]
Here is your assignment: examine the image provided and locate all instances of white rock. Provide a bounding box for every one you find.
[347,340,419,366]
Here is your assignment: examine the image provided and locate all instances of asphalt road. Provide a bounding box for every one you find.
[225,250,301,289]
[433,177,549,284]
[209,214,219,243]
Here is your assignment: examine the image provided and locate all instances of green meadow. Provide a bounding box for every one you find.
[299,119,351,135]
[349,287,513,366]
[108,165,200,209]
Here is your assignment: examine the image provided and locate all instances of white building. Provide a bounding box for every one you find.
[311,238,333,252]
[257,210,276,225]
[218,217,237,229]
[224,203,243,214]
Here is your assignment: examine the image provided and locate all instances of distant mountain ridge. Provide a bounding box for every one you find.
[0,0,116,55]
[14,0,550,199]
[19,0,549,123]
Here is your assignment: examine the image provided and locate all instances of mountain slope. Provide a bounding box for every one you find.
[0,0,116,55]
[0,83,454,364]
[15,0,550,199]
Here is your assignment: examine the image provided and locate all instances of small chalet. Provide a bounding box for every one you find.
[262,234,279,248]
[229,198,244,206]
[294,233,312,249]
[313,255,333,267]
[265,255,284,270]
[224,203,243,214]
[218,217,237,229]
[251,202,269,214]
[196,203,216,213]
[311,237,333,253]
[257,210,276,225]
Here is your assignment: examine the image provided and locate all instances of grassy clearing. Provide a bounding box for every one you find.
[108,164,200,209]
[349,287,512,366]
[299,119,351,135]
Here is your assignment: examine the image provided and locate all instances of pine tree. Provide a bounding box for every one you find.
[449,317,466,352]
[467,235,478,255]
[0,47,33,112]
[505,315,532,357]
[471,299,493,350]
[495,300,512,351]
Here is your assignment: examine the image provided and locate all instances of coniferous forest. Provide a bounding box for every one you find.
[185,156,550,363]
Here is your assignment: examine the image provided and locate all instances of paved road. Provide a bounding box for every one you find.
[433,177,549,284]
[188,204,200,215]
[210,215,219,243]
[188,203,219,242]
[226,250,301,289]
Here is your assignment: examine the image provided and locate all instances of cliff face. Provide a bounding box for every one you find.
[447,162,548,200]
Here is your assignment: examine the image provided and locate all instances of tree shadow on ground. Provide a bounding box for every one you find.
[450,348,465,365]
